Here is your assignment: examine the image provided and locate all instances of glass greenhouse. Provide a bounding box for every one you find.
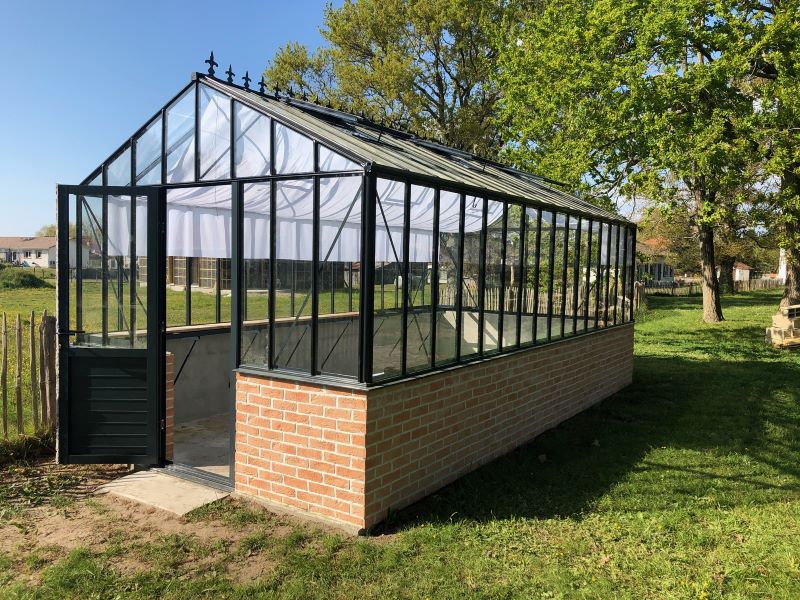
[57,70,634,485]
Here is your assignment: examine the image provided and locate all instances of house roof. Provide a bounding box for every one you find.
[0,236,56,250]
[199,76,629,225]
[636,237,669,256]
[734,262,752,270]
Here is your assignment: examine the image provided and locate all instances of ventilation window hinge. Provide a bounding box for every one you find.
[160,419,166,431]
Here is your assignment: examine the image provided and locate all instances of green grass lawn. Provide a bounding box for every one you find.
[2,289,799,598]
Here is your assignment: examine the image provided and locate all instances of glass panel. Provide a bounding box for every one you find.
[551,213,568,340]
[482,200,503,354]
[373,178,405,380]
[435,190,460,365]
[626,226,635,322]
[599,222,611,327]
[135,117,162,185]
[577,218,591,333]
[107,147,131,186]
[564,215,579,337]
[319,146,360,171]
[241,183,271,368]
[317,176,363,378]
[199,85,231,181]
[502,204,522,348]
[76,194,105,345]
[460,195,483,359]
[274,123,314,174]
[233,102,270,178]
[274,179,313,372]
[520,207,539,345]
[610,224,621,324]
[166,86,195,183]
[165,186,232,327]
[406,184,434,373]
[589,221,602,330]
[537,211,553,341]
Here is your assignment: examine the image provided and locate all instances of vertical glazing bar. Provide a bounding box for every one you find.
[380,261,385,310]
[311,144,320,376]
[75,193,83,337]
[620,226,628,324]
[594,223,604,329]
[400,181,411,376]
[361,172,377,384]
[559,216,569,338]
[194,81,200,182]
[572,216,582,335]
[478,197,487,356]
[101,168,109,345]
[429,188,440,369]
[268,179,277,370]
[56,187,70,455]
[291,263,295,316]
[455,193,466,362]
[231,182,243,372]
[129,143,137,345]
[532,210,542,343]
[330,263,335,314]
[147,188,167,466]
[630,226,637,322]
[117,253,124,332]
[348,262,353,312]
[604,223,612,326]
[215,259,222,323]
[613,225,621,325]
[516,206,526,348]
[229,97,235,179]
[161,108,167,184]
[498,203,508,350]
[546,211,556,342]
[584,219,593,331]
[185,257,192,326]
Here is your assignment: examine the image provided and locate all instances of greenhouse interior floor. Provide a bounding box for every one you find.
[173,413,230,478]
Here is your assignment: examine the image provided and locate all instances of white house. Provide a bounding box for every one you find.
[636,238,674,284]
[0,236,89,269]
[734,262,752,282]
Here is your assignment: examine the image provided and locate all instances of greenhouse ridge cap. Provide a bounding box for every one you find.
[197,73,628,225]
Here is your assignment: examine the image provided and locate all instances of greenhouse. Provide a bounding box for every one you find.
[57,64,635,530]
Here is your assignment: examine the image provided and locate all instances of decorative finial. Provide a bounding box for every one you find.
[242,71,251,90]
[226,65,235,84]
[273,84,280,96]
[287,86,294,98]
[259,76,267,94]
[205,51,218,76]
[313,93,320,104]
[302,90,308,101]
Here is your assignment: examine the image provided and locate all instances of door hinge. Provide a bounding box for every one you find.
[160,419,166,431]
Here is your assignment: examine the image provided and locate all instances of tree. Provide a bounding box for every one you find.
[264,0,512,155]
[496,0,759,322]
[727,1,800,306]
[36,224,57,236]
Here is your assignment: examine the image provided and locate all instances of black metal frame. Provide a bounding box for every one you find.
[66,71,637,403]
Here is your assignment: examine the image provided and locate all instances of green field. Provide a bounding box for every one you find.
[1,289,799,597]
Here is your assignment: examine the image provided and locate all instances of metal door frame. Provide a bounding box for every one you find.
[56,184,166,464]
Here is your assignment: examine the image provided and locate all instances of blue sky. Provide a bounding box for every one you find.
[0,0,330,236]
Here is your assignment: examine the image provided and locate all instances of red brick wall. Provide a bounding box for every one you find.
[235,324,633,531]
[234,377,368,528]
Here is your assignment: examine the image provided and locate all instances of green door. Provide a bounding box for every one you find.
[57,185,165,464]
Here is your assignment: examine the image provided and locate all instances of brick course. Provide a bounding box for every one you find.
[235,324,633,531]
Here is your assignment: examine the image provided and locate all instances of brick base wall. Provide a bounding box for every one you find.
[235,324,633,531]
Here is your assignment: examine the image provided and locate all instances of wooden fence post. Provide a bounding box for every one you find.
[1,312,6,438]
[45,316,57,427]
[39,314,47,426]
[15,314,23,434]
[30,311,39,431]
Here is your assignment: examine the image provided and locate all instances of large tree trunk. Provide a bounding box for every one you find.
[781,170,800,308]
[718,255,736,295]
[699,223,724,322]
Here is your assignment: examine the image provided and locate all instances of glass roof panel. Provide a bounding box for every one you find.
[135,116,161,185]
[199,84,231,181]
[106,146,131,186]
[274,122,313,174]
[319,145,360,172]
[233,102,270,178]
[166,86,195,183]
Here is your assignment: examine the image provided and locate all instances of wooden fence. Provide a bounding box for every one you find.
[644,277,781,297]
[1,311,57,438]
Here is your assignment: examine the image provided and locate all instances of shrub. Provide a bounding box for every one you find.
[0,269,52,289]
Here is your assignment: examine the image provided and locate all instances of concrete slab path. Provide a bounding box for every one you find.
[97,470,229,516]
